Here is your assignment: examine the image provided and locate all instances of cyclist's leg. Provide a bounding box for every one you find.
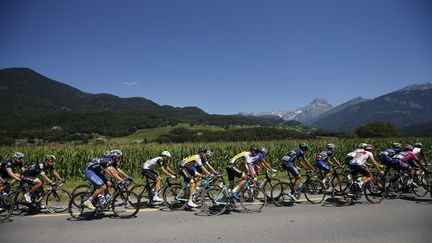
[85,169,107,202]
[316,160,331,183]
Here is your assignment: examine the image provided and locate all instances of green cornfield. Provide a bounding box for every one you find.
[0,138,430,180]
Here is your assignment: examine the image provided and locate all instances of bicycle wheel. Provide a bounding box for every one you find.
[331,174,349,193]
[0,196,13,221]
[71,184,90,197]
[412,173,430,197]
[46,189,71,213]
[331,181,354,206]
[304,179,326,204]
[270,182,294,207]
[129,184,150,208]
[364,179,385,204]
[13,191,32,214]
[163,184,188,210]
[240,185,266,212]
[68,191,95,220]
[261,178,281,200]
[200,186,228,215]
[112,190,140,218]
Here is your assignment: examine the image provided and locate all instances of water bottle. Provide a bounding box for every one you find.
[97,194,106,205]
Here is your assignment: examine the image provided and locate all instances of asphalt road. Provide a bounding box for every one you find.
[1,196,431,243]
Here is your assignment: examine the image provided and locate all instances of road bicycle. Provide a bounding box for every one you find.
[13,180,71,214]
[68,180,140,220]
[0,183,14,221]
[129,176,178,208]
[200,176,267,215]
[163,174,223,211]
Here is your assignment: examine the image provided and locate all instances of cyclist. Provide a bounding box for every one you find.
[226,147,261,199]
[413,143,429,165]
[142,151,176,202]
[106,150,133,183]
[391,142,402,154]
[21,154,65,203]
[0,152,25,191]
[281,143,315,194]
[315,143,341,185]
[394,144,425,186]
[252,147,277,175]
[346,144,384,187]
[83,156,112,210]
[179,148,212,208]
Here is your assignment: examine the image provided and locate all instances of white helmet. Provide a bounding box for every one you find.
[110,150,123,158]
[103,151,111,157]
[206,150,213,158]
[259,147,267,156]
[161,151,172,158]
[12,152,25,160]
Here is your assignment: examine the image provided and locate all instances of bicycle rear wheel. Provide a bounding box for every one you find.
[271,182,294,207]
[200,186,228,215]
[240,185,266,212]
[331,174,349,193]
[13,191,32,214]
[364,180,385,204]
[261,178,281,200]
[68,191,95,220]
[71,184,90,197]
[304,179,326,204]
[46,189,71,213]
[112,190,140,218]
[129,184,151,208]
[0,196,13,221]
[331,181,354,206]
[412,173,430,197]
[163,184,188,210]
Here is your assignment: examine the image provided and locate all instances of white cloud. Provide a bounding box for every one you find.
[123,82,138,86]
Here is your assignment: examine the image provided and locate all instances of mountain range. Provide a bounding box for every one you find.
[0,68,282,138]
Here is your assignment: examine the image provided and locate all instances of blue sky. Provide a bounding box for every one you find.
[1,0,431,114]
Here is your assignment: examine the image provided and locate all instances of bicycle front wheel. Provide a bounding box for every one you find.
[200,186,228,216]
[240,185,266,213]
[271,182,294,207]
[163,184,188,211]
[261,178,281,200]
[112,190,140,218]
[364,180,385,204]
[0,196,13,221]
[304,179,326,204]
[71,184,90,197]
[46,189,71,213]
[412,174,430,197]
[331,181,353,206]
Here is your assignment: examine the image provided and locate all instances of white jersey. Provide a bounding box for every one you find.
[349,149,373,166]
[143,157,164,170]
[413,148,421,156]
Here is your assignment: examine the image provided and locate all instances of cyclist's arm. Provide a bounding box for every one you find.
[161,165,175,177]
[199,165,211,176]
[369,157,383,175]
[52,170,63,181]
[259,160,273,170]
[247,163,256,178]
[6,168,21,181]
[205,162,217,174]
[301,158,315,171]
[106,167,123,181]
[116,168,129,179]
[40,172,53,184]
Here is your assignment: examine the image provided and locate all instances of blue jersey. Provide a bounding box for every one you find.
[251,153,265,166]
[282,149,305,164]
[86,158,109,173]
[315,149,334,161]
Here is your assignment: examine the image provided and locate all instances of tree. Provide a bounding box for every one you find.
[354,121,399,138]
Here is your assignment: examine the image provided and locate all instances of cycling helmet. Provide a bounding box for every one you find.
[404,144,414,151]
[327,144,336,150]
[205,150,213,158]
[12,152,24,160]
[364,144,374,152]
[359,143,368,149]
[161,151,172,158]
[392,142,401,149]
[413,142,422,148]
[259,147,267,156]
[299,143,309,151]
[110,150,123,158]
[44,154,56,161]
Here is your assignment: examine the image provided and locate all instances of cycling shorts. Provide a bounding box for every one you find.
[226,165,245,182]
[282,161,300,178]
[180,167,196,183]
[142,169,159,181]
[85,169,107,189]
[316,160,330,172]
[21,177,42,185]
[349,164,371,177]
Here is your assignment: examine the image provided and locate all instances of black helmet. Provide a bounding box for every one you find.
[299,143,309,151]
[392,142,401,149]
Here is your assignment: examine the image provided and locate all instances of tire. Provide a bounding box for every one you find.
[331,174,349,193]
[13,191,32,214]
[261,178,281,200]
[46,189,71,213]
[331,181,354,206]
[71,184,90,197]
[129,184,151,208]
[412,173,430,198]
[200,186,228,216]
[0,196,13,222]
[68,191,95,220]
[162,184,188,211]
[304,179,326,204]
[270,182,295,207]
[240,184,266,213]
[364,180,385,204]
[112,190,140,218]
